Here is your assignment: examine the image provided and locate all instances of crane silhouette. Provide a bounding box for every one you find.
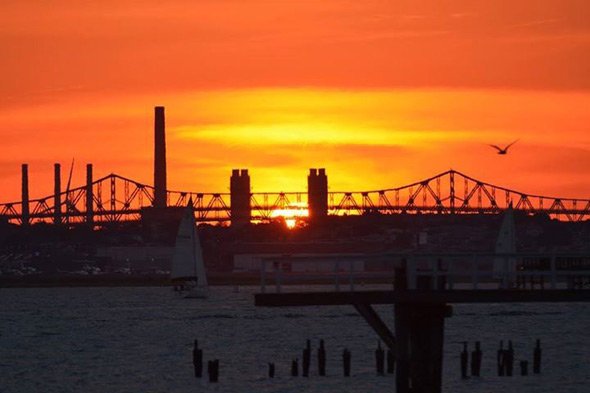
[489,140,519,155]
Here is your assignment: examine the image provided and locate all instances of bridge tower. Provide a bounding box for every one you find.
[21,164,29,226]
[86,164,94,226]
[307,168,328,221]
[153,106,167,208]
[54,163,61,225]
[230,169,251,227]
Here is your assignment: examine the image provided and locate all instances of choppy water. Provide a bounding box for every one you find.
[1,286,589,393]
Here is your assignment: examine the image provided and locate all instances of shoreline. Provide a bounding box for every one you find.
[0,273,396,288]
[0,273,261,288]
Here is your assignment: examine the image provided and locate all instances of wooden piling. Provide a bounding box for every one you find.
[268,362,275,378]
[318,339,326,376]
[342,349,351,377]
[505,341,514,377]
[291,358,299,377]
[520,360,528,376]
[497,340,505,376]
[208,360,219,383]
[470,341,482,377]
[192,340,203,378]
[460,342,468,379]
[302,340,311,377]
[375,341,385,375]
[533,339,541,374]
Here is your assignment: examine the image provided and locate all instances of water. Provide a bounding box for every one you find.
[1,286,589,393]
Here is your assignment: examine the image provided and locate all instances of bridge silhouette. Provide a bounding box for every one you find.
[1,168,589,226]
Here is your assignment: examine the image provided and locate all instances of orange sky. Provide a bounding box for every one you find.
[1,1,589,202]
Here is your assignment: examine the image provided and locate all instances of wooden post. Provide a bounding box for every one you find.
[342,349,351,377]
[318,339,326,376]
[533,339,542,374]
[208,360,219,382]
[520,360,528,376]
[268,362,275,378]
[375,341,385,375]
[460,342,468,379]
[497,340,505,376]
[302,340,311,377]
[505,341,514,376]
[470,341,482,377]
[291,358,299,377]
[192,340,203,378]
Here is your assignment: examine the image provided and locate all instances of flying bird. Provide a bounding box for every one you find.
[489,139,519,155]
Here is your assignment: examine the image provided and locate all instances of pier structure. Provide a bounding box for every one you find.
[255,251,590,393]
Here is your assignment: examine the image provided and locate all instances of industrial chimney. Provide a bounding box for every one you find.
[153,106,167,208]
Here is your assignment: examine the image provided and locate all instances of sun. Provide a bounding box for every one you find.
[270,202,309,229]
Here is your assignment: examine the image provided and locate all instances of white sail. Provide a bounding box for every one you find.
[194,222,207,288]
[171,205,207,289]
[493,205,517,285]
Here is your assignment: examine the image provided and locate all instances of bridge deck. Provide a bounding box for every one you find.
[255,289,590,307]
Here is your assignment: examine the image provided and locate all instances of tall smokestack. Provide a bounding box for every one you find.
[153,106,167,208]
[21,164,30,226]
[86,164,94,226]
[54,163,61,224]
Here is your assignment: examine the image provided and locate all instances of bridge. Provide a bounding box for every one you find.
[1,168,590,226]
[1,167,589,226]
[2,107,589,226]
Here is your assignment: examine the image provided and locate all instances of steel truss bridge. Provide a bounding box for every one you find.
[1,170,589,225]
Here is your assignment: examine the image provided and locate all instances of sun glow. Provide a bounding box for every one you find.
[270,202,309,229]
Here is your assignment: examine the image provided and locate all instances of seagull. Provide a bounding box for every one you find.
[489,139,519,155]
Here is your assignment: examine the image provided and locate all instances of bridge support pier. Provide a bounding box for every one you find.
[230,169,251,227]
[308,168,328,222]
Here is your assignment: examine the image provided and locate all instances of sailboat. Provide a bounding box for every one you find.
[171,202,208,299]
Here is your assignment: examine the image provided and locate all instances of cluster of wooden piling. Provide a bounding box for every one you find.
[192,340,220,383]
[460,339,542,379]
[275,339,395,378]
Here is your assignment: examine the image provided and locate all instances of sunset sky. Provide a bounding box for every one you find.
[1,0,589,202]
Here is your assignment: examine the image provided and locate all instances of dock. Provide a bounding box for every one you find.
[255,252,590,393]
